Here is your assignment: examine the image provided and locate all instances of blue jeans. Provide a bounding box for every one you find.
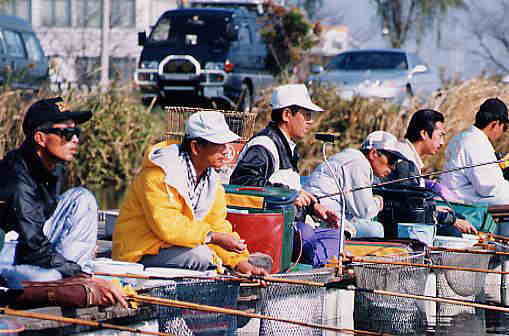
[0,187,98,282]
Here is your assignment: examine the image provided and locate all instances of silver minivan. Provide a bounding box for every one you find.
[0,15,49,90]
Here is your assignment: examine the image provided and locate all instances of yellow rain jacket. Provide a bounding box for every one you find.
[112,141,249,268]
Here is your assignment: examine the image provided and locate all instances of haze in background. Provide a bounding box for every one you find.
[317,0,491,81]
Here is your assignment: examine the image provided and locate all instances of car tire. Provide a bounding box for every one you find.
[238,83,252,113]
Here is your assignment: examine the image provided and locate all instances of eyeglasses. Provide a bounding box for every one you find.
[299,109,315,121]
[40,127,81,142]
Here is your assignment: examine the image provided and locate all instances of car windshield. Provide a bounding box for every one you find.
[149,13,231,49]
[326,51,408,71]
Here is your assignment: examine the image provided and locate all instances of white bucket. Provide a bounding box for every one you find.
[92,258,145,287]
[398,223,436,246]
[433,235,479,249]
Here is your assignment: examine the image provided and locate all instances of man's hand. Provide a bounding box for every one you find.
[295,190,317,208]
[312,203,340,228]
[453,218,478,234]
[210,232,247,254]
[235,260,268,286]
[90,278,128,308]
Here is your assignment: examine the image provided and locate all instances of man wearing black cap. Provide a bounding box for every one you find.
[441,98,509,206]
[0,97,98,281]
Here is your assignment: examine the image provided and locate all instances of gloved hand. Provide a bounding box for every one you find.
[499,152,509,169]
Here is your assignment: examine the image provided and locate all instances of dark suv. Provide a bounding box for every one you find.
[135,7,274,111]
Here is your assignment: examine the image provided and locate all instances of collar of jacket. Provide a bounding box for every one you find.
[19,141,62,186]
[256,122,299,172]
[149,144,218,220]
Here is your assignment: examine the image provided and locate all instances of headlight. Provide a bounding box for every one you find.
[205,62,224,70]
[140,61,159,69]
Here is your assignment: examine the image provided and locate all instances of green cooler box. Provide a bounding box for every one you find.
[224,184,298,273]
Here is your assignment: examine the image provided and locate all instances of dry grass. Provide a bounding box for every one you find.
[252,78,509,175]
[2,77,509,195]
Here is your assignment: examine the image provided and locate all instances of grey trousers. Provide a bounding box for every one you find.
[139,244,214,271]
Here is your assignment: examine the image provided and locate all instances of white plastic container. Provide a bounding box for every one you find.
[398,223,436,246]
[433,235,479,249]
[92,258,145,287]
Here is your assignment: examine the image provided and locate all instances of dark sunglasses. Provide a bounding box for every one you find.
[40,127,81,141]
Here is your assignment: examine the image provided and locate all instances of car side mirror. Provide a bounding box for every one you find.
[310,64,324,74]
[225,24,239,41]
[412,64,427,74]
[138,31,147,46]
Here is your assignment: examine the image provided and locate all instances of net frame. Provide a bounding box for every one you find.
[257,269,334,336]
[165,106,257,143]
[148,279,240,336]
[352,252,428,335]
[430,250,491,328]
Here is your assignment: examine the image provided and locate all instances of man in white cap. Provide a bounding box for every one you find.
[113,111,268,276]
[305,131,406,238]
[230,84,340,267]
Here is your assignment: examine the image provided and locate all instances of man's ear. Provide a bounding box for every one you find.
[33,131,46,148]
[189,140,200,156]
[419,129,428,140]
[281,108,292,123]
[367,148,378,161]
[486,120,499,131]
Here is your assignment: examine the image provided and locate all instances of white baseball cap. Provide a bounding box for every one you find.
[185,111,240,144]
[361,131,406,161]
[271,84,324,112]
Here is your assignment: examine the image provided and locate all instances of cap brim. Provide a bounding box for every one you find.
[297,101,324,112]
[54,111,92,125]
[204,130,240,144]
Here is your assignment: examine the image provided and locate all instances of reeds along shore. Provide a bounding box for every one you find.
[2,78,509,193]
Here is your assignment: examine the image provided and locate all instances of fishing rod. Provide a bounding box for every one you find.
[0,307,175,336]
[128,293,388,336]
[430,246,509,256]
[340,285,509,314]
[93,271,248,283]
[317,158,507,200]
[347,256,509,276]
[127,277,509,323]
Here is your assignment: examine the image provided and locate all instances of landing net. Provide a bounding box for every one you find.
[256,269,334,336]
[149,279,240,336]
[165,106,257,143]
[352,252,428,335]
[430,250,491,327]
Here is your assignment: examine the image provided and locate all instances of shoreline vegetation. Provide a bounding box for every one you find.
[2,78,509,208]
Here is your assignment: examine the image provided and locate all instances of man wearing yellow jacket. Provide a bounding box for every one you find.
[112,111,268,276]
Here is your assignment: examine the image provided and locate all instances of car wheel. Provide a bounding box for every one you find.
[238,83,252,113]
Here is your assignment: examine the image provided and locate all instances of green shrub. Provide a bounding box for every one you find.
[0,87,164,197]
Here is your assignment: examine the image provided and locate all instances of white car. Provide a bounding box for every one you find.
[308,48,441,103]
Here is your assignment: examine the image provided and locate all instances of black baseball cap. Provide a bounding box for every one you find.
[22,97,92,135]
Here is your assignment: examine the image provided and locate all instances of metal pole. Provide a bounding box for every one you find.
[100,0,111,89]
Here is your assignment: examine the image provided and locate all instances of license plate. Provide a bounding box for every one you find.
[204,86,222,97]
